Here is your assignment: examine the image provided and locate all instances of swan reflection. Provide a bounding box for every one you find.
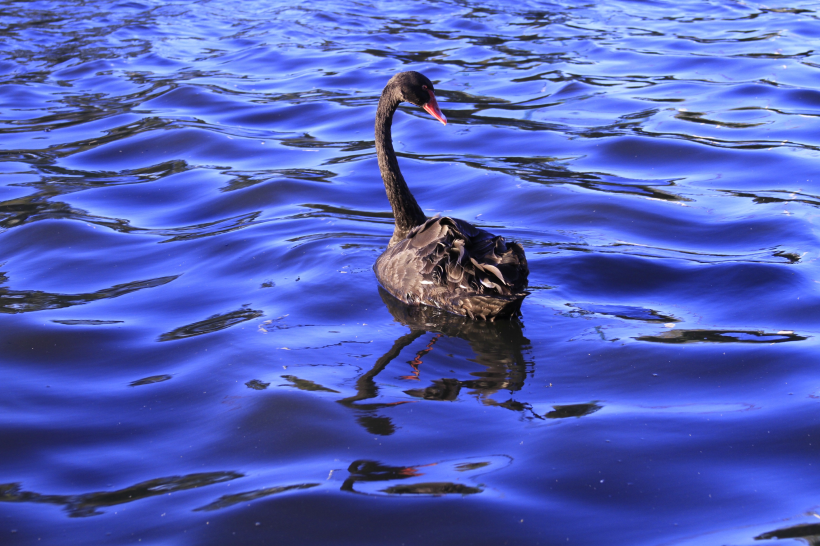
[338,288,536,435]
[341,455,510,496]
[756,522,820,545]
[0,455,508,517]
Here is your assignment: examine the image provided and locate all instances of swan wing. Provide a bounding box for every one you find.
[375,217,528,319]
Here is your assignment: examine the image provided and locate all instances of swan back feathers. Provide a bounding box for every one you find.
[375,216,528,320]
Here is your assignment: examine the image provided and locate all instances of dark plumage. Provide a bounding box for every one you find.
[374,71,529,320]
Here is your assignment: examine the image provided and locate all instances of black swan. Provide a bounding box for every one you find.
[373,71,529,320]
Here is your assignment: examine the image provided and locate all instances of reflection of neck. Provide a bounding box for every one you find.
[375,85,426,244]
[338,329,424,407]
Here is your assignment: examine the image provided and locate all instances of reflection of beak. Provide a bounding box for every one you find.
[422,90,447,125]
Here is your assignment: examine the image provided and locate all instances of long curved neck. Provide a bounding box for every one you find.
[375,86,426,244]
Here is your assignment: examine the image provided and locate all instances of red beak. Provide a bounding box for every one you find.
[422,90,447,125]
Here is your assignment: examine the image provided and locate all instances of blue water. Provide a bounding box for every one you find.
[2,0,819,544]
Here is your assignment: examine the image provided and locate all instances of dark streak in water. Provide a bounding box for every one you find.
[159,306,264,342]
[280,375,340,393]
[129,374,173,387]
[0,472,243,518]
[0,275,179,314]
[545,402,602,419]
[52,319,124,325]
[194,483,321,512]
[636,329,808,344]
[380,482,482,495]
[245,379,270,390]
[755,522,820,541]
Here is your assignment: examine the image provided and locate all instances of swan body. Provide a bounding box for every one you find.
[374,71,528,320]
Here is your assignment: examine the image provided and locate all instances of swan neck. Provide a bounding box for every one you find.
[375,87,426,244]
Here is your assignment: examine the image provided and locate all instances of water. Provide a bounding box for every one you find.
[2,0,819,544]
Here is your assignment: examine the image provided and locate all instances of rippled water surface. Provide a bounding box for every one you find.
[2,0,820,544]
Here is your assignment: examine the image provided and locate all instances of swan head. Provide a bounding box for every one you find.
[391,71,447,126]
